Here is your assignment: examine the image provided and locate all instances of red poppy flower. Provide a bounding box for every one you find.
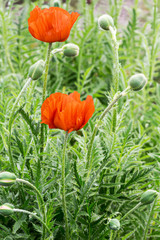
[41,91,95,133]
[28,6,80,43]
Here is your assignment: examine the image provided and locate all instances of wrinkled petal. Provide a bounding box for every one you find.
[28,6,80,43]
[41,92,95,133]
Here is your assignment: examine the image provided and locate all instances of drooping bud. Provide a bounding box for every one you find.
[62,43,79,57]
[140,190,158,205]
[0,171,16,186]
[98,14,114,31]
[53,0,60,7]
[128,73,147,91]
[109,218,120,231]
[0,203,14,216]
[28,60,45,80]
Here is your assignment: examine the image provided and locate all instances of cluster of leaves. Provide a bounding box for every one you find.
[0,0,160,239]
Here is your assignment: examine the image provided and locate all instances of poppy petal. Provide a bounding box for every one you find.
[41,92,95,133]
[28,6,80,43]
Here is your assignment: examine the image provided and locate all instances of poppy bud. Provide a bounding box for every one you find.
[98,14,114,31]
[128,73,147,91]
[0,203,14,216]
[28,60,45,80]
[109,218,120,231]
[0,171,16,186]
[140,190,158,205]
[52,0,60,7]
[62,43,79,57]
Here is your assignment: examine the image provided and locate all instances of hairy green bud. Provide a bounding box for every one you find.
[109,218,120,231]
[29,60,45,80]
[140,190,158,205]
[98,14,114,31]
[0,171,16,186]
[53,0,60,7]
[0,203,14,216]
[62,43,79,57]
[128,73,147,91]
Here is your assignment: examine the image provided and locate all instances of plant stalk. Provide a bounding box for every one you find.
[13,209,51,235]
[143,199,156,240]
[16,178,46,239]
[40,42,52,160]
[86,87,130,179]
[109,26,119,133]
[121,202,141,221]
[110,230,114,240]
[148,0,157,82]
[1,12,15,73]
[8,77,32,172]
[61,131,69,239]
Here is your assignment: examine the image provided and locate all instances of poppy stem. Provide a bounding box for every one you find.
[109,230,114,240]
[1,10,15,73]
[8,77,32,173]
[61,131,70,239]
[109,26,119,133]
[13,209,51,235]
[42,42,52,103]
[40,42,52,166]
[86,87,131,179]
[16,178,46,240]
[120,202,141,222]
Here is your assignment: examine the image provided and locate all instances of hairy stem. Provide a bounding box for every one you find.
[8,77,32,172]
[148,0,157,82]
[86,87,130,179]
[16,178,46,240]
[61,132,69,239]
[39,42,52,176]
[110,230,114,240]
[121,202,141,221]
[143,200,156,240]
[13,209,51,235]
[109,26,120,133]
[1,12,15,73]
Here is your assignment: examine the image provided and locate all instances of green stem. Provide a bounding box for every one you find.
[66,0,70,11]
[83,0,87,29]
[1,12,15,73]
[61,132,69,239]
[114,0,118,28]
[114,0,123,28]
[16,178,46,239]
[143,200,156,240]
[148,0,157,82]
[8,77,32,172]
[13,209,51,235]
[121,202,141,221]
[51,48,63,55]
[109,26,119,133]
[42,42,52,102]
[86,87,130,179]
[39,42,52,170]
[110,230,114,240]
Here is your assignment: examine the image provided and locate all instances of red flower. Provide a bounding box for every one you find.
[41,92,95,133]
[28,6,80,43]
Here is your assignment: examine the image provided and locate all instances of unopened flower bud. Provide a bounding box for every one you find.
[0,172,16,186]
[62,43,79,57]
[98,14,114,31]
[0,203,14,216]
[53,0,60,7]
[29,60,45,80]
[140,190,158,205]
[109,218,120,231]
[128,73,147,91]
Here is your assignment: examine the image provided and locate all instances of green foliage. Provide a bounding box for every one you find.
[0,0,160,239]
